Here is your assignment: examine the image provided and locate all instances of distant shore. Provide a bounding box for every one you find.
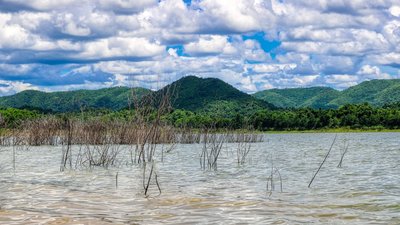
[262,128,400,134]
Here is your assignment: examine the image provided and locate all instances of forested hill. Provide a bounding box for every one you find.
[0,76,273,114]
[152,76,275,116]
[253,87,340,109]
[253,79,400,109]
[1,77,399,113]
[0,87,151,112]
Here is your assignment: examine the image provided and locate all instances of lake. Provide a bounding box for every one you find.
[0,133,399,224]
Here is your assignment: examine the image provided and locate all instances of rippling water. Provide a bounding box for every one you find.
[0,133,399,224]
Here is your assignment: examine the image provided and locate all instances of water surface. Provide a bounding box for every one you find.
[0,133,399,224]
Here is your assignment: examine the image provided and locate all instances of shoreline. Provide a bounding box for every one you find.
[261,128,400,134]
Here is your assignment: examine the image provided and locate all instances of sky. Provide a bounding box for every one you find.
[0,0,400,96]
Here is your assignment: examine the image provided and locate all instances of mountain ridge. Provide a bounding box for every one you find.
[0,77,399,112]
[253,79,400,109]
[151,76,275,116]
[0,86,151,112]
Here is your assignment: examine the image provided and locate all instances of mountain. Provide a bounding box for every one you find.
[152,76,275,115]
[253,87,340,109]
[327,79,400,108]
[253,79,400,109]
[0,87,151,112]
[2,77,399,113]
[0,76,274,114]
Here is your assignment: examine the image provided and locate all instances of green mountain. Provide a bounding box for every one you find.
[0,87,151,112]
[253,87,340,108]
[153,76,275,115]
[327,79,400,108]
[0,76,274,114]
[253,79,400,109]
[2,77,399,113]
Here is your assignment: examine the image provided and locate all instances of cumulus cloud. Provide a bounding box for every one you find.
[78,37,164,60]
[389,5,400,17]
[0,0,399,95]
[97,0,158,14]
[357,65,392,79]
[0,0,81,12]
[0,80,38,96]
[184,36,236,56]
[193,0,271,34]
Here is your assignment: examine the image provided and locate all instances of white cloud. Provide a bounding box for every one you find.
[184,36,236,56]
[56,13,91,36]
[167,48,178,57]
[382,20,400,49]
[389,5,400,17]
[195,0,268,33]
[370,53,400,66]
[295,75,319,84]
[0,80,38,96]
[97,0,158,13]
[0,0,400,94]
[0,15,56,50]
[0,63,33,74]
[0,0,81,11]
[94,61,144,75]
[280,28,389,56]
[252,63,297,73]
[357,65,392,79]
[78,37,164,59]
[324,74,359,89]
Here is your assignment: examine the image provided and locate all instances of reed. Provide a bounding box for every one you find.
[178,127,202,144]
[22,117,61,146]
[60,118,73,172]
[225,132,263,143]
[337,140,349,168]
[308,135,337,188]
[131,82,175,197]
[0,117,266,148]
[236,134,254,165]
[200,130,226,170]
[266,154,283,196]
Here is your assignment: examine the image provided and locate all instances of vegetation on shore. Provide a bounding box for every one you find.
[1,102,399,132]
[0,76,399,132]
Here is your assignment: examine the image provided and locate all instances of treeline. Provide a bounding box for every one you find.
[166,103,400,130]
[1,103,400,131]
[249,103,400,130]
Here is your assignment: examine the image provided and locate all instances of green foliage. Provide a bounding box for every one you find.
[162,102,400,130]
[248,103,400,131]
[253,87,339,108]
[253,79,400,109]
[0,87,151,113]
[154,76,275,113]
[0,108,39,128]
[2,101,400,131]
[329,79,400,107]
[0,76,399,131]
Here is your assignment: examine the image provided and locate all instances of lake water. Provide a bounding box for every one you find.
[0,133,399,224]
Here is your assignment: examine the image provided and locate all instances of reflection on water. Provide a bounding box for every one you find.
[0,133,399,224]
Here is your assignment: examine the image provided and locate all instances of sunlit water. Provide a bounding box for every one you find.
[0,133,399,224]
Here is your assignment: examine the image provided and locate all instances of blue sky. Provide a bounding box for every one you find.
[0,0,399,95]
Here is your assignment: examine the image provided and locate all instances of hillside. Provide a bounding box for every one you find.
[253,87,340,108]
[0,87,151,112]
[253,79,400,109]
[153,76,275,116]
[0,76,274,114]
[327,79,400,108]
[2,77,399,113]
